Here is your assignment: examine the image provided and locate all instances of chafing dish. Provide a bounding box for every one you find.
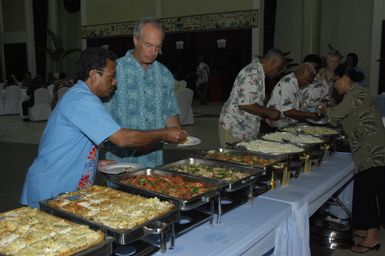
[39,188,180,250]
[107,168,224,227]
[0,238,114,256]
[198,148,287,169]
[262,131,326,173]
[161,157,265,193]
[281,124,340,164]
[229,139,306,183]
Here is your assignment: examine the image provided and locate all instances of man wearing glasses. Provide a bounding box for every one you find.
[105,17,180,168]
[20,47,187,208]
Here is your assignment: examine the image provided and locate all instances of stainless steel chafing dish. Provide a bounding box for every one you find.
[39,190,180,251]
[228,139,305,185]
[261,131,326,173]
[161,157,264,193]
[107,168,225,226]
[199,148,287,169]
[281,124,340,164]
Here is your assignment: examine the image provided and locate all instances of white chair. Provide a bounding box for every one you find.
[4,85,21,115]
[177,88,194,125]
[47,83,55,102]
[179,80,187,89]
[28,88,51,121]
[57,87,69,99]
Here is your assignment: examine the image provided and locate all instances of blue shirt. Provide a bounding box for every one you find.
[105,50,179,167]
[20,81,121,208]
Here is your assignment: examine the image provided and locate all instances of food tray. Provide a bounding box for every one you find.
[232,139,305,156]
[199,148,287,169]
[161,157,265,192]
[39,189,180,245]
[107,168,224,211]
[0,237,113,256]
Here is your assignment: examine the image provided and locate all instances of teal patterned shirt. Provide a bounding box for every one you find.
[326,84,385,172]
[104,50,179,167]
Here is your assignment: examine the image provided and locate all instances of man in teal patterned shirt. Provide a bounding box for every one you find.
[104,17,181,167]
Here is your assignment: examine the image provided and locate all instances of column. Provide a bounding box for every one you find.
[302,0,321,59]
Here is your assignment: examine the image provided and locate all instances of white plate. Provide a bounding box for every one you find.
[99,163,144,174]
[177,136,201,147]
[306,118,328,125]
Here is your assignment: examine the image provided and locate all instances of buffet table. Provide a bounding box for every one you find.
[159,197,291,256]
[260,152,354,256]
[158,152,354,256]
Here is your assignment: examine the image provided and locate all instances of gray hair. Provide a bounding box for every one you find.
[295,62,317,77]
[133,17,164,39]
[263,49,286,63]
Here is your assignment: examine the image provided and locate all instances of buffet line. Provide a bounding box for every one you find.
[0,124,347,256]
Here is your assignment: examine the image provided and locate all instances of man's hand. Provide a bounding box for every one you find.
[97,159,116,171]
[163,127,188,144]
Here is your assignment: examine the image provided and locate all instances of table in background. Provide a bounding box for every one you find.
[260,152,354,256]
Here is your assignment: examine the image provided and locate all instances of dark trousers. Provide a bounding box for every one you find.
[352,166,385,229]
[22,100,33,116]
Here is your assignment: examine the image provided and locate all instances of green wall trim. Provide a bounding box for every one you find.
[80,9,258,39]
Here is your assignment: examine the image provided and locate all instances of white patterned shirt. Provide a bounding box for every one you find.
[219,59,265,140]
[266,72,299,128]
[299,78,330,110]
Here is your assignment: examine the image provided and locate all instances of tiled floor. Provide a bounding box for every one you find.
[0,99,384,255]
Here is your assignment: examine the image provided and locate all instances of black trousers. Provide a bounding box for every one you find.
[352,166,385,229]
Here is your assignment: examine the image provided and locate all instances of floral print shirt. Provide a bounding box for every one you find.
[266,72,299,128]
[105,50,179,167]
[219,60,265,140]
[326,84,385,172]
[299,78,330,110]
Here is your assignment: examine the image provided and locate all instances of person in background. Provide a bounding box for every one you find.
[20,47,187,208]
[22,71,33,89]
[266,63,319,128]
[218,49,286,147]
[104,17,181,168]
[21,75,45,121]
[318,65,385,253]
[299,54,330,111]
[344,52,366,87]
[51,79,69,109]
[195,55,210,105]
[316,49,343,104]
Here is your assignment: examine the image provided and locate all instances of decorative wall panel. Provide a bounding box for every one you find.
[81,10,258,39]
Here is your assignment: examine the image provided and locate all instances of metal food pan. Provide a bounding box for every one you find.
[161,157,265,192]
[0,236,113,256]
[39,192,180,245]
[230,140,306,157]
[200,148,287,169]
[107,168,223,211]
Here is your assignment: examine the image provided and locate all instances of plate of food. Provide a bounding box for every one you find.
[306,117,329,125]
[99,163,144,175]
[177,136,201,147]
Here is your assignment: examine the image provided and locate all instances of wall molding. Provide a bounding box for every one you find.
[80,9,258,39]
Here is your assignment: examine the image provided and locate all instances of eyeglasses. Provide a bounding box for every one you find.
[95,69,116,79]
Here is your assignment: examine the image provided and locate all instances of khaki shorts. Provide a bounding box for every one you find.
[218,124,240,148]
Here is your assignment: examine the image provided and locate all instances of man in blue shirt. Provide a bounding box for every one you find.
[105,17,181,168]
[20,47,187,208]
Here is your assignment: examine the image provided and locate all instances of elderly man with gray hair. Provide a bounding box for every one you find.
[104,17,182,168]
[266,62,319,128]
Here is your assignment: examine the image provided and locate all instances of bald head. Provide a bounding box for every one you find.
[294,62,316,87]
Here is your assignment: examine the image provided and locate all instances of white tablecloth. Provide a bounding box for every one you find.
[158,197,291,256]
[155,152,354,256]
[260,152,355,256]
